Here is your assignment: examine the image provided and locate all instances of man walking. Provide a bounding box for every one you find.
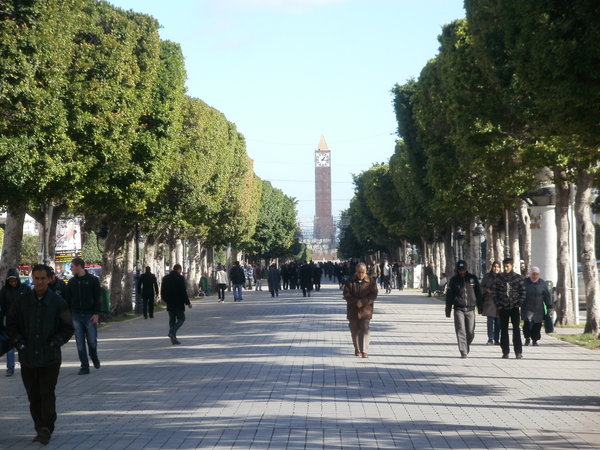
[7,264,74,445]
[137,266,159,319]
[229,261,246,302]
[65,257,102,375]
[161,264,192,344]
[445,260,482,358]
[494,257,526,359]
[1,268,32,376]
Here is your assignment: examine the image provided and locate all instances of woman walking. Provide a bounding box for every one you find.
[523,266,553,346]
[480,261,501,345]
[343,263,378,358]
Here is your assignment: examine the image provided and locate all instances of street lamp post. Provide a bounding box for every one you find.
[473,223,485,278]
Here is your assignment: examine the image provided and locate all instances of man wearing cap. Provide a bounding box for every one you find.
[445,260,482,358]
[493,257,526,359]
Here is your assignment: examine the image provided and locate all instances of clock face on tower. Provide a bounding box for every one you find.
[315,152,330,167]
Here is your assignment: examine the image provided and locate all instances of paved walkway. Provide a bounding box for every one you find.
[1,282,599,449]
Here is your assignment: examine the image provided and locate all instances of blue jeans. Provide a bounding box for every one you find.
[72,312,98,369]
[6,348,15,371]
[233,284,244,301]
[487,316,500,342]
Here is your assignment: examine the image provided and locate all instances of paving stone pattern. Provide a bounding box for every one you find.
[1,282,599,449]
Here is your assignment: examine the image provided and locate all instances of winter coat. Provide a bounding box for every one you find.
[229,266,246,285]
[216,270,228,285]
[299,264,313,289]
[6,288,74,368]
[160,270,190,311]
[48,278,68,299]
[65,270,102,314]
[343,274,378,320]
[137,272,159,298]
[522,278,553,323]
[445,272,482,316]
[267,267,281,291]
[493,271,525,309]
[0,269,32,331]
[480,271,498,317]
[368,264,380,278]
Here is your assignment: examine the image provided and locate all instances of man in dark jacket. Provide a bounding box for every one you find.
[1,268,32,376]
[299,261,313,297]
[229,261,246,302]
[48,269,67,299]
[137,266,159,319]
[7,264,74,445]
[161,264,192,344]
[65,257,102,375]
[445,260,482,358]
[493,257,526,359]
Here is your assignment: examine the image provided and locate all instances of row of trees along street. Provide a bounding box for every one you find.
[338,1,600,337]
[0,0,302,315]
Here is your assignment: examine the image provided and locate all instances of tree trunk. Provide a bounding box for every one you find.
[102,224,129,316]
[142,234,157,272]
[518,199,532,271]
[554,170,575,325]
[443,230,454,278]
[123,232,134,312]
[509,208,521,266]
[494,226,505,264]
[485,223,495,267]
[0,205,26,281]
[575,169,600,336]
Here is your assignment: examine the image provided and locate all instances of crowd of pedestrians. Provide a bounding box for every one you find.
[0,253,557,445]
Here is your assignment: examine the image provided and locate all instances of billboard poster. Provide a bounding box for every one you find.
[54,217,82,264]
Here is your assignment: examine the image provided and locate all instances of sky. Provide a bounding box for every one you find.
[108,0,466,233]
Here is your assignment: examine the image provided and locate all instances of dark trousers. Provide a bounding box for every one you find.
[349,319,370,354]
[499,307,523,356]
[21,363,61,433]
[523,320,543,342]
[301,287,312,297]
[217,284,226,300]
[142,295,155,318]
[168,309,186,337]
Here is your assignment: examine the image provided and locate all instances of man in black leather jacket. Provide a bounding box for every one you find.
[7,264,74,445]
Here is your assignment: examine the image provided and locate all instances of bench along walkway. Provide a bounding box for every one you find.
[1,281,599,449]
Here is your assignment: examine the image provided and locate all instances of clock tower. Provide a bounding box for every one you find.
[313,135,335,254]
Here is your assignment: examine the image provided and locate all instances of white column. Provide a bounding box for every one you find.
[530,205,557,284]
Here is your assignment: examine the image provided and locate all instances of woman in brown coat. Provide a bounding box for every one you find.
[343,263,378,358]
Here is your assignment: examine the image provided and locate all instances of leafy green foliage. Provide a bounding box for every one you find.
[243,180,298,259]
[82,231,103,264]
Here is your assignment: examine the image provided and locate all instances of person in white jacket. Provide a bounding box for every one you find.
[215,266,229,303]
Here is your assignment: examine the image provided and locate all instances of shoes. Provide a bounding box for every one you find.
[33,427,51,445]
[355,351,362,357]
[6,368,14,377]
[487,339,494,345]
[516,353,523,359]
[92,358,100,369]
[460,353,467,359]
[172,339,181,345]
[78,368,90,375]
[502,354,509,359]
[494,340,500,345]
[361,352,368,358]
[168,333,177,344]
[218,300,224,303]
[532,341,539,346]
[525,338,531,346]
[144,316,148,320]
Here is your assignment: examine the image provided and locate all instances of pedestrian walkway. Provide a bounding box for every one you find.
[1,281,599,449]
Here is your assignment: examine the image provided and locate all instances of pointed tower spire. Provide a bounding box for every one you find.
[317,135,329,151]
